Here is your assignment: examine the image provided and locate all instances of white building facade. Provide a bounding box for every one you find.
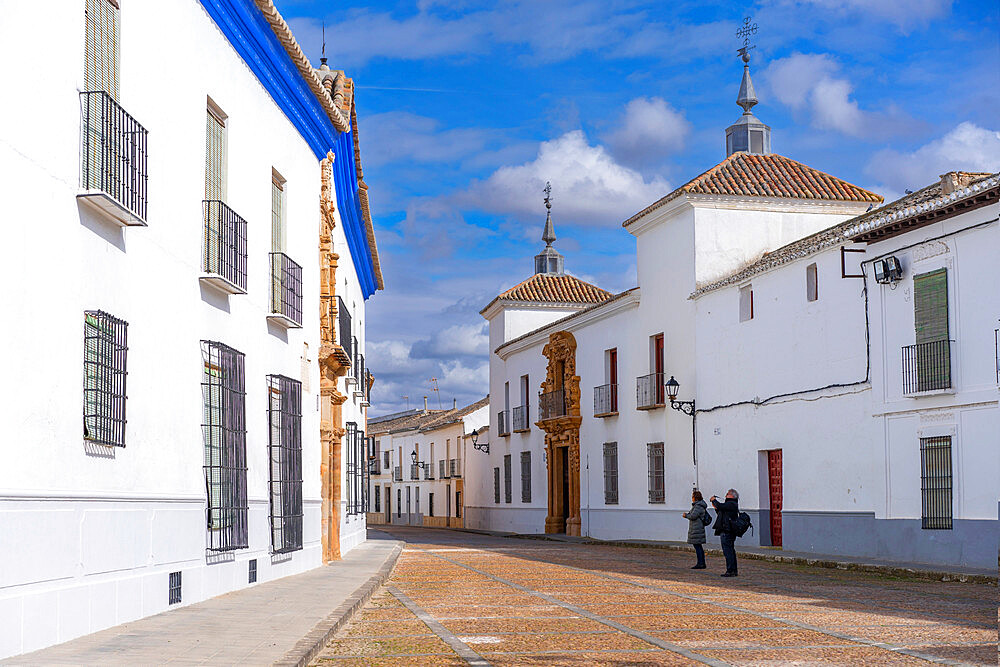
[0,0,382,658]
[466,56,998,571]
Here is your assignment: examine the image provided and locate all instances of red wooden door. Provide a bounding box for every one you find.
[767,449,783,546]
[653,335,665,403]
[608,348,618,411]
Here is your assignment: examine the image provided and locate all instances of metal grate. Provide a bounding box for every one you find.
[902,340,953,394]
[538,389,566,420]
[647,442,664,503]
[594,383,618,416]
[637,373,665,409]
[493,467,501,504]
[269,253,303,326]
[439,459,449,479]
[337,297,352,358]
[512,405,529,431]
[346,422,358,514]
[268,375,303,554]
[410,463,420,480]
[603,442,618,505]
[449,458,461,478]
[201,341,248,552]
[248,559,257,583]
[80,91,147,222]
[168,571,182,605]
[520,452,531,503]
[920,436,953,529]
[202,200,248,292]
[393,465,402,481]
[503,455,512,504]
[83,310,128,447]
[497,410,510,436]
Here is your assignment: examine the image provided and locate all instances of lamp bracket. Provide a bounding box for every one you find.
[669,399,696,417]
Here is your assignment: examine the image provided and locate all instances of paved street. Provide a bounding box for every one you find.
[315,527,996,666]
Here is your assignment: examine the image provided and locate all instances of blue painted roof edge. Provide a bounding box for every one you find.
[200,0,377,299]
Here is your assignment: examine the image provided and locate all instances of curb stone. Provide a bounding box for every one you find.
[512,533,997,586]
[274,540,404,667]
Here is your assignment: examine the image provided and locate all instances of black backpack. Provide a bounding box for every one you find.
[701,510,713,527]
[733,511,753,537]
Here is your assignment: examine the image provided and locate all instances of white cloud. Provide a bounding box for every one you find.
[763,53,916,138]
[410,323,489,359]
[360,112,496,167]
[604,97,691,167]
[784,0,952,31]
[465,130,670,226]
[865,122,1000,194]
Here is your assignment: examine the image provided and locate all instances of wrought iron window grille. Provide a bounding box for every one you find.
[503,454,512,504]
[637,373,665,410]
[538,389,567,420]
[439,459,450,479]
[497,410,510,436]
[337,297,352,359]
[168,571,182,605]
[449,458,461,478]
[520,452,531,503]
[647,442,665,503]
[202,200,248,294]
[248,559,257,583]
[79,91,148,225]
[268,253,303,327]
[393,465,402,481]
[493,467,501,504]
[920,436,953,529]
[267,374,303,554]
[201,341,249,552]
[594,383,618,417]
[512,405,529,432]
[603,442,619,505]
[902,340,953,394]
[83,310,128,447]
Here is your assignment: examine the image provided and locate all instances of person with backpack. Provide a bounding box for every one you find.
[682,489,711,569]
[711,489,741,577]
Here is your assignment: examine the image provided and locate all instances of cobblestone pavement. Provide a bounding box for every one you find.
[314,527,996,666]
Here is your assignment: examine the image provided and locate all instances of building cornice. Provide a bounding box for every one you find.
[496,289,640,359]
[480,299,590,321]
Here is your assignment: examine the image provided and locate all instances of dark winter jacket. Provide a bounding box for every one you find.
[685,500,708,544]
[711,497,739,536]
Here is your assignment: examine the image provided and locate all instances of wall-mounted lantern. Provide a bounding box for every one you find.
[470,427,489,454]
[410,449,428,470]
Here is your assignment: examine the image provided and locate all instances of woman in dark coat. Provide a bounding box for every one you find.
[682,490,709,569]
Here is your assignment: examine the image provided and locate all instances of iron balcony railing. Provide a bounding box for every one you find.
[367,458,379,475]
[450,458,461,478]
[497,410,510,436]
[269,252,303,326]
[902,340,953,394]
[439,459,450,479]
[80,91,148,224]
[393,466,402,481]
[410,463,420,480]
[424,465,434,480]
[538,389,566,421]
[512,405,529,432]
[337,296,352,357]
[637,372,665,409]
[594,383,618,416]
[203,200,248,292]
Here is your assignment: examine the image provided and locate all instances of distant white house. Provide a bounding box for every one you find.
[465,52,999,570]
[367,398,489,529]
[0,0,382,658]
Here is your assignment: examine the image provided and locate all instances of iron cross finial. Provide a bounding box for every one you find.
[543,181,552,210]
[736,16,758,63]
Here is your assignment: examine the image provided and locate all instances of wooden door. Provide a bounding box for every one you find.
[608,348,618,411]
[653,335,665,403]
[767,449,783,546]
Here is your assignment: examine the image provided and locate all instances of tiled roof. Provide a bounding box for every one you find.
[369,396,490,435]
[690,171,999,299]
[623,152,883,227]
[492,274,612,307]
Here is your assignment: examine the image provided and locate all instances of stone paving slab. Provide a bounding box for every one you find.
[4,533,401,667]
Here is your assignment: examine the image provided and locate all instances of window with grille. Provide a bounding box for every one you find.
[168,571,181,605]
[374,485,381,513]
[603,442,619,505]
[248,559,257,583]
[456,491,461,518]
[920,436,953,529]
[493,467,500,504]
[201,341,248,552]
[397,488,401,517]
[268,375,302,554]
[520,452,531,503]
[503,454,512,503]
[345,422,358,515]
[84,0,119,99]
[647,442,664,503]
[83,311,128,447]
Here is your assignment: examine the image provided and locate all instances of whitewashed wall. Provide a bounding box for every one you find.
[0,1,370,658]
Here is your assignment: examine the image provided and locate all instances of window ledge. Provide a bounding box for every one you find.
[594,411,619,418]
[513,427,530,433]
[266,313,302,329]
[637,403,665,411]
[199,273,246,295]
[78,190,147,227]
[903,387,956,398]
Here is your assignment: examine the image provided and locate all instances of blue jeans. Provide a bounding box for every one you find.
[720,533,738,574]
[693,543,705,567]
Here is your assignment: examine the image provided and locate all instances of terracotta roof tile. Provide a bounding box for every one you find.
[624,152,883,227]
[496,273,612,306]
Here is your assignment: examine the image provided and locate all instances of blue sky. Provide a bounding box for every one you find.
[273,0,1000,416]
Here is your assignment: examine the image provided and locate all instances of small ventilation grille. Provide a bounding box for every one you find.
[248,559,257,584]
[168,571,182,605]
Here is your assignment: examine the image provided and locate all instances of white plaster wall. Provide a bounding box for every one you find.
[0,1,371,658]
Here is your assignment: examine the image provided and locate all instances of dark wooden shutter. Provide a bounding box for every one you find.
[914,269,948,343]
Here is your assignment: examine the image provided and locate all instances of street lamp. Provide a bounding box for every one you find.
[410,449,428,470]
[665,375,698,474]
[469,427,489,454]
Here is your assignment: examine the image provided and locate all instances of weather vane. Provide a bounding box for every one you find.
[543,181,552,211]
[320,21,327,65]
[736,16,758,63]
